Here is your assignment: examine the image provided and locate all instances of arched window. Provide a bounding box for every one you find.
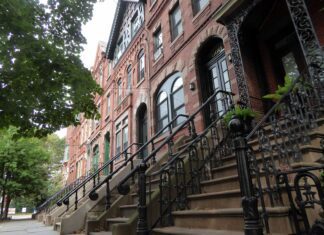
[171,77,185,126]
[156,72,185,132]
[157,91,169,132]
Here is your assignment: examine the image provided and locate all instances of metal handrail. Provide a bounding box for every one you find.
[246,76,303,140]
[56,142,142,206]
[88,113,192,197]
[37,172,90,212]
[117,90,233,191]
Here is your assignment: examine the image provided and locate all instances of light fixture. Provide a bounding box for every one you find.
[189,82,195,91]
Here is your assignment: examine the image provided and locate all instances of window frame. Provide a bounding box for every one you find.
[117,78,122,104]
[127,65,132,93]
[138,49,145,83]
[155,72,185,132]
[115,117,128,159]
[169,2,183,41]
[153,26,163,60]
[131,12,140,38]
[192,0,209,16]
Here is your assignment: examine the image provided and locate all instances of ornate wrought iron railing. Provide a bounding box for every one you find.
[88,112,197,205]
[36,169,93,214]
[56,142,142,211]
[148,111,233,229]
[231,75,324,234]
[115,90,234,233]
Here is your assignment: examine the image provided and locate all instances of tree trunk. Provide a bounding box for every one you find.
[4,195,11,219]
[0,189,5,219]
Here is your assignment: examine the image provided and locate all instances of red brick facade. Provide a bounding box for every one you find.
[65,0,323,184]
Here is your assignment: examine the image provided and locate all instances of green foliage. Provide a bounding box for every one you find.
[223,106,257,126]
[42,134,65,196]
[263,75,294,102]
[0,127,51,208]
[0,0,101,138]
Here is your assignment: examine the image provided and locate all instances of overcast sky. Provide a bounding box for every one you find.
[55,0,117,138]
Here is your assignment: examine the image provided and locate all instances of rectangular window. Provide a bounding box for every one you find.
[122,125,128,151]
[127,66,132,93]
[117,79,122,104]
[99,64,103,87]
[131,12,140,37]
[153,27,163,60]
[106,94,110,117]
[115,117,128,159]
[116,123,121,157]
[115,37,123,61]
[192,0,209,16]
[95,103,101,126]
[170,2,183,41]
[138,51,145,83]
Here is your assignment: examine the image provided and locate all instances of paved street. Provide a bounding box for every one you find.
[0,219,58,235]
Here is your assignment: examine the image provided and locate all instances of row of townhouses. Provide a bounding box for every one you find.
[38,0,324,235]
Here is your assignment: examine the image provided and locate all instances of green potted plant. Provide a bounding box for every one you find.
[223,106,257,135]
[263,75,294,102]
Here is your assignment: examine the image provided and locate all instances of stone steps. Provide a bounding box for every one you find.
[153,226,244,235]
[172,207,293,234]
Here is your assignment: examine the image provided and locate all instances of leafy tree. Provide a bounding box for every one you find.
[43,134,65,196]
[0,0,100,137]
[0,127,50,219]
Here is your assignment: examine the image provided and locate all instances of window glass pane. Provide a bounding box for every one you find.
[174,106,186,125]
[172,88,184,109]
[172,77,183,92]
[223,70,229,83]
[122,126,128,150]
[158,100,168,119]
[158,91,167,103]
[116,132,121,155]
[225,81,231,92]
[170,4,182,39]
[159,117,169,132]
[281,52,300,79]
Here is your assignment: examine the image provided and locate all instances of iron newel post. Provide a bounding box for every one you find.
[137,161,149,235]
[229,116,263,235]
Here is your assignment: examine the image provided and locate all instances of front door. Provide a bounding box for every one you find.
[138,106,148,159]
[207,51,231,117]
[92,145,99,171]
[103,133,110,175]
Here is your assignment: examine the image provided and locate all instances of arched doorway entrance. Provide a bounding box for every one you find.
[239,0,308,112]
[196,37,231,126]
[103,132,110,175]
[92,145,99,171]
[137,103,148,159]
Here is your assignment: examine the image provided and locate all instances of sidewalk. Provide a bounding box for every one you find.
[0,219,59,235]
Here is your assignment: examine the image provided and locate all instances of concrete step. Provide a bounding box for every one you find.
[188,189,241,209]
[119,204,137,217]
[106,217,128,231]
[131,190,156,204]
[53,222,61,231]
[172,207,293,234]
[201,175,240,193]
[90,232,112,235]
[211,162,237,178]
[153,226,244,235]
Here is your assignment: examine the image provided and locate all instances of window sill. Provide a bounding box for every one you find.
[136,78,145,88]
[170,31,184,52]
[192,2,211,26]
[153,53,164,65]
[149,0,158,12]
